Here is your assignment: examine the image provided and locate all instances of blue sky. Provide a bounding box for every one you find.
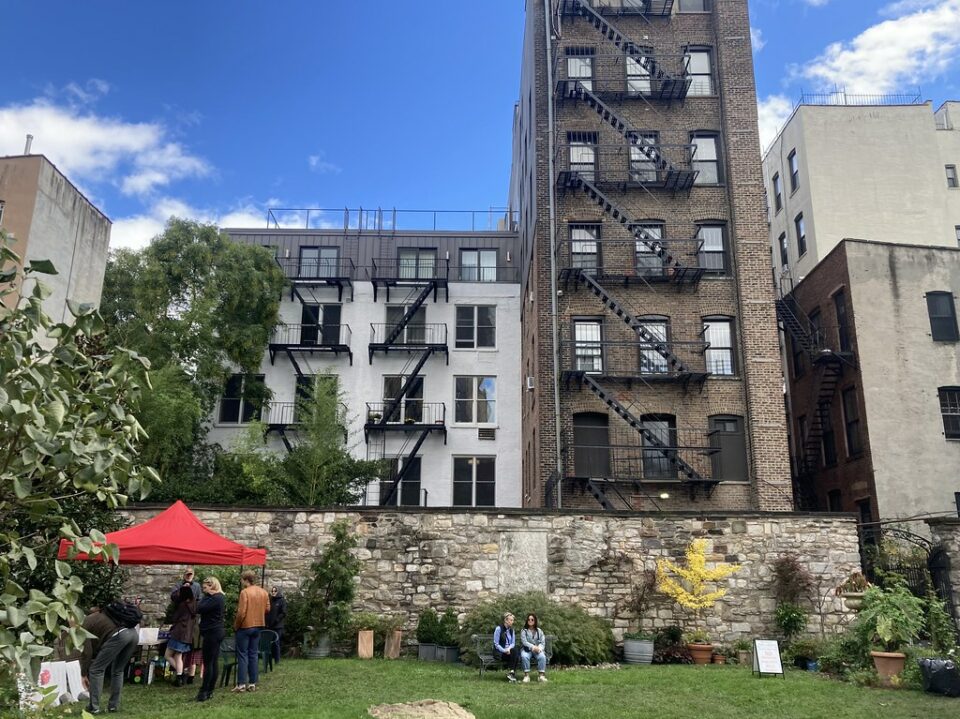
[1,1,958,249]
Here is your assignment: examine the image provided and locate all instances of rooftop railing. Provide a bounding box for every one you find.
[265,207,518,233]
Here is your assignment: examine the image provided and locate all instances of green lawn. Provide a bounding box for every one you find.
[107,659,955,719]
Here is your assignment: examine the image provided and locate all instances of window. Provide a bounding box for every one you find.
[456,306,495,349]
[926,291,959,341]
[709,415,747,482]
[821,409,838,466]
[828,490,842,512]
[797,415,808,463]
[460,249,497,282]
[629,133,660,183]
[568,132,597,181]
[299,246,339,278]
[955,225,960,246]
[397,248,437,279]
[574,320,604,372]
[570,224,600,272]
[566,48,594,91]
[641,414,677,480]
[455,376,496,424]
[626,52,652,95]
[842,387,863,456]
[294,374,338,422]
[573,413,611,477]
[299,304,342,345]
[685,50,714,96]
[791,336,805,379]
[834,291,851,352]
[938,387,960,439]
[218,374,265,424]
[635,222,665,276]
[795,213,807,257]
[678,0,710,10]
[778,232,789,268]
[772,173,782,213]
[381,457,421,506]
[947,165,959,188]
[809,309,823,347]
[704,317,735,375]
[385,305,426,344]
[788,150,800,191]
[382,375,424,423]
[691,134,721,184]
[638,318,669,374]
[0,200,5,227]
[453,457,496,507]
[697,224,726,274]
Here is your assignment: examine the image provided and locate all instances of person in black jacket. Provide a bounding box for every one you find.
[195,576,226,703]
[265,585,287,665]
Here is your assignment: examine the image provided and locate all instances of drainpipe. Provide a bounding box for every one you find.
[544,0,562,507]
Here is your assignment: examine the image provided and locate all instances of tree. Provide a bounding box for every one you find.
[656,539,741,617]
[0,233,157,686]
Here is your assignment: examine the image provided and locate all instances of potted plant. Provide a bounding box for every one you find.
[623,631,656,665]
[300,520,360,658]
[381,614,404,659]
[733,638,752,667]
[403,416,416,425]
[835,572,871,611]
[435,608,461,663]
[368,412,382,423]
[416,608,440,661]
[857,581,925,682]
[656,539,741,666]
[787,638,822,671]
[711,644,727,664]
[353,612,379,660]
[775,602,807,644]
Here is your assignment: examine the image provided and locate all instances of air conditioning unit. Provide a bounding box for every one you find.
[478,428,496,441]
[526,376,535,390]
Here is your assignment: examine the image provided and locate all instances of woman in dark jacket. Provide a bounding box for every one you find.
[195,576,226,702]
[164,584,197,686]
[265,586,287,664]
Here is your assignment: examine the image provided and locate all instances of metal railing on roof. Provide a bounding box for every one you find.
[265,207,518,233]
[797,88,923,107]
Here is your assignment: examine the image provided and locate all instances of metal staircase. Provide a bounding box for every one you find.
[383,282,434,347]
[775,296,818,354]
[378,429,432,506]
[559,171,704,283]
[560,1,690,99]
[797,359,843,475]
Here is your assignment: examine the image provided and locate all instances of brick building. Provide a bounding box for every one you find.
[509,1,791,510]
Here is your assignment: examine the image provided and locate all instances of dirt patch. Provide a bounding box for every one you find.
[368,699,476,719]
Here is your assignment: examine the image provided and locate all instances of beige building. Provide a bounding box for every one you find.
[0,154,111,320]
[763,100,960,293]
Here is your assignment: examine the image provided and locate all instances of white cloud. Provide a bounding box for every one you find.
[803,0,832,6]
[757,94,795,151]
[751,28,766,52]
[797,0,960,93]
[0,94,210,198]
[307,152,341,174]
[880,0,944,16]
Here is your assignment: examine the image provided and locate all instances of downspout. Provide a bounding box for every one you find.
[544,0,562,507]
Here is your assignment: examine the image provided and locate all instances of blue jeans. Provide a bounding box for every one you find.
[235,627,262,685]
[521,648,547,673]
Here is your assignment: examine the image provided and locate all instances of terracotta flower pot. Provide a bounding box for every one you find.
[687,643,714,665]
[712,653,726,664]
[870,650,906,681]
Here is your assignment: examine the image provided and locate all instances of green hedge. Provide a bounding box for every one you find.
[458,591,614,666]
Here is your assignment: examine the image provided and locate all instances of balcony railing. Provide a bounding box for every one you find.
[368,257,450,282]
[556,143,697,190]
[450,265,520,283]
[369,323,447,347]
[270,323,351,347]
[563,440,723,484]
[556,51,692,99]
[560,0,675,18]
[267,207,517,233]
[560,338,709,381]
[364,402,446,427]
[275,256,356,281]
[556,238,721,280]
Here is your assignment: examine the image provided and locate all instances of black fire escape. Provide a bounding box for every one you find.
[365,258,449,506]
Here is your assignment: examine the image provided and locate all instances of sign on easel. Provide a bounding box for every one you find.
[752,639,785,678]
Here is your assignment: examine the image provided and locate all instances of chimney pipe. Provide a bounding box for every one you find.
[24,134,33,155]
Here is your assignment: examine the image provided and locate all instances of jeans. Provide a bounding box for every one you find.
[270,627,283,664]
[199,627,224,696]
[87,627,138,712]
[235,627,262,686]
[521,648,547,673]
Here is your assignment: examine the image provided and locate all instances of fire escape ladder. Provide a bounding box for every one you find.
[383,282,435,347]
[580,373,705,484]
[775,295,819,354]
[799,360,843,474]
[376,348,434,428]
[576,271,691,374]
[561,171,702,281]
[586,479,617,511]
[380,428,432,506]
[565,0,689,97]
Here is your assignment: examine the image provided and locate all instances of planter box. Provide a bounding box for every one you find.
[436,645,459,663]
[622,639,654,665]
[384,630,403,659]
[357,630,374,659]
[417,643,437,661]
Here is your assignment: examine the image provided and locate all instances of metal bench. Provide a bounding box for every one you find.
[471,633,555,679]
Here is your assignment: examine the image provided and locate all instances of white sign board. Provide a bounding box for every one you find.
[752,639,784,678]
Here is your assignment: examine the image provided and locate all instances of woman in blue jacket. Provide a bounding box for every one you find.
[520,613,548,683]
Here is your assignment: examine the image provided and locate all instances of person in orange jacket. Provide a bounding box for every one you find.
[232,570,270,693]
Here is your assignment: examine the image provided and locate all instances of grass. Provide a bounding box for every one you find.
[92,659,959,719]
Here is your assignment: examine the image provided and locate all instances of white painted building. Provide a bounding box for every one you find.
[209,226,523,508]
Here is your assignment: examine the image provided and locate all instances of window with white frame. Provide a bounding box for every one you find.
[697,224,726,274]
[568,132,597,181]
[455,306,496,349]
[684,49,714,96]
[704,317,735,375]
[691,134,720,184]
[218,374,265,424]
[453,456,496,507]
[380,457,421,507]
[299,246,339,278]
[454,376,496,424]
[570,224,600,272]
[566,48,595,91]
[460,249,497,282]
[573,319,604,373]
[639,318,669,374]
[397,247,437,279]
[626,52,652,95]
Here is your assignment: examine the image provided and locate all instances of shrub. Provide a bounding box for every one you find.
[300,520,360,642]
[901,645,950,691]
[653,625,692,664]
[771,554,814,605]
[654,625,684,647]
[856,581,925,652]
[925,591,958,654]
[437,608,460,646]
[818,632,871,677]
[416,608,441,644]
[775,602,808,641]
[459,591,614,666]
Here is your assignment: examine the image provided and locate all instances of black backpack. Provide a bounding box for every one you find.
[104,601,143,629]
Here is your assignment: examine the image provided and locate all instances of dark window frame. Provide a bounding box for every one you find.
[788,149,800,192]
[452,456,496,507]
[795,213,807,257]
[938,387,960,440]
[926,291,960,341]
[709,414,747,482]
[635,220,666,276]
[381,456,422,507]
[640,413,678,481]
[677,0,711,11]
[565,47,596,92]
[704,315,736,376]
[572,316,605,373]
[569,222,601,272]
[947,164,959,189]
[691,131,723,185]
[833,290,851,352]
[778,232,789,268]
[696,222,727,275]
[683,46,715,97]
[772,173,782,213]
[841,386,864,458]
[218,374,266,425]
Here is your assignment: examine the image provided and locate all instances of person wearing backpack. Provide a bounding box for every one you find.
[80,602,141,714]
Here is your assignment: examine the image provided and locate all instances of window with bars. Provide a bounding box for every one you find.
[938,387,960,439]
[568,132,597,181]
[397,248,437,279]
[459,249,497,282]
[566,48,595,91]
[926,291,959,341]
[697,224,726,274]
[641,414,677,480]
[570,224,600,272]
[635,222,665,276]
[691,133,721,184]
[453,456,496,507]
[684,49,714,96]
[704,317,735,375]
[299,246,339,278]
[573,320,604,373]
[455,306,496,349]
[385,305,426,344]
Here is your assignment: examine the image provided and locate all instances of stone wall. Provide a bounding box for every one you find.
[928,518,960,626]
[123,507,860,644]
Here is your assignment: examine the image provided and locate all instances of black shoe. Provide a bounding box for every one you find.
[195,692,211,702]
[174,675,183,687]
[186,675,195,685]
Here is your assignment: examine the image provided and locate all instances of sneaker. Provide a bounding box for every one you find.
[246,684,257,692]
[522,675,530,683]
[538,674,548,683]
[507,673,517,683]
[231,685,246,693]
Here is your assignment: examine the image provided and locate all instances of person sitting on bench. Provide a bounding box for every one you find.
[492,612,519,682]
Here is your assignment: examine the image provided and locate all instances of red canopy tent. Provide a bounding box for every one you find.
[58,500,266,566]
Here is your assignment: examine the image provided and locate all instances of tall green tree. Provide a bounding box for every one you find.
[0,233,156,687]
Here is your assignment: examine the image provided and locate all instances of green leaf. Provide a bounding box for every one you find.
[26,259,58,275]
[12,475,31,499]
